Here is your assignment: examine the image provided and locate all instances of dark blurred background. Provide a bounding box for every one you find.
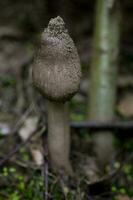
[0,0,133,119]
[0,0,133,65]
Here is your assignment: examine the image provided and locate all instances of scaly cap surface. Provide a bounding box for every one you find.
[32,16,81,101]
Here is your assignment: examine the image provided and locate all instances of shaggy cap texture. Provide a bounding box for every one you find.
[32,16,81,101]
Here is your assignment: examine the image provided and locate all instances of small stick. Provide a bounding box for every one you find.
[0,126,45,168]
[42,133,49,200]
[71,121,133,130]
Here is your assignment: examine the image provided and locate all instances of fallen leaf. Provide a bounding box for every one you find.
[19,116,38,141]
[116,195,133,200]
[30,148,44,166]
[118,75,133,87]
[0,122,10,135]
[118,93,133,117]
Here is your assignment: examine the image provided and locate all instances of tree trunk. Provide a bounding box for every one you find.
[88,0,121,168]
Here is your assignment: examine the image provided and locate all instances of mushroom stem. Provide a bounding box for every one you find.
[47,100,73,175]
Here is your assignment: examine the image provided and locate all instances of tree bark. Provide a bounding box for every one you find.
[88,0,121,168]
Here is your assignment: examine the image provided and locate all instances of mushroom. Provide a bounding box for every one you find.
[32,16,81,174]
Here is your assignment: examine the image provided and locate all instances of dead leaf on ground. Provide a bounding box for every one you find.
[118,75,133,87]
[30,148,44,166]
[0,122,11,135]
[116,195,133,200]
[117,93,133,117]
[77,155,100,183]
[19,116,38,141]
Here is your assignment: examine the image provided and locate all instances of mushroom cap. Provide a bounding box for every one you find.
[32,16,81,101]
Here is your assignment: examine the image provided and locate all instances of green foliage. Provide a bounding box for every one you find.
[10,192,20,200]
[70,100,86,121]
[0,75,16,87]
[0,166,43,200]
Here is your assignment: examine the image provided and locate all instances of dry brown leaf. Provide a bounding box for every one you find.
[78,155,100,183]
[118,76,133,87]
[0,122,11,135]
[116,195,133,200]
[19,116,38,141]
[118,93,133,117]
[30,148,44,166]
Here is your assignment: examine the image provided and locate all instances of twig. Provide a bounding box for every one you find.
[71,121,133,131]
[0,105,33,148]
[0,126,46,168]
[42,131,49,200]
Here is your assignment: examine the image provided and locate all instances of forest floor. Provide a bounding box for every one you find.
[0,79,133,199]
[0,36,133,200]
